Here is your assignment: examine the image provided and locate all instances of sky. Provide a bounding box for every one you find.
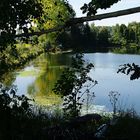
[68,0,140,26]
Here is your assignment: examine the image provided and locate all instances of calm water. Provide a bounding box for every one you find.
[2,53,140,113]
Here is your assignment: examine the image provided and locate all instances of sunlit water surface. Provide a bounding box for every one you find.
[3,53,140,114]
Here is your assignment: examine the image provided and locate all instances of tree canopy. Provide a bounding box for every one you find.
[0,0,140,50]
[0,0,43,50]
[38,0,75,30]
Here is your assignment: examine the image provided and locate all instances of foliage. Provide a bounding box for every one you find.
[0,84,62,140]
[80,0,120,16]
[38,0,75,30]
[0,0,43,50]
[57,23,110,52]
[35,0,75,50]
[97,26,110,47]
[63,21,140,53]
[0,43,44,77]
[0,0,75,71]
[0,0,139,54]
[106,110,140,140]
[0,83,105,140]
[111,22,140,53]
[0,83,34,117]
[53,53,97,118]
[117,63,140,80]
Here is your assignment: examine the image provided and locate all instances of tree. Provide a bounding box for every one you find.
[0,0,139,39]
[97,26,110,47]
[110,22,140,53]
[0,0,43,51]
[82,23,93,46]
[90,23,98,44]
[38,0,75,30]
[35,0,75,50]
[119,24,128,39]
[53,54,97,118]
[0,0,76,71]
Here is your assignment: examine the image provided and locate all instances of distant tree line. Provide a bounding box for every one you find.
[56,23,110,52]
[56,22,140,53]
[110,22,140,53]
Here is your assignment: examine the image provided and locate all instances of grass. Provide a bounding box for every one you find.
[1,90,140,140]
[106,111,140,140]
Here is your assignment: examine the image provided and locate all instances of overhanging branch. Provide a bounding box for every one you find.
[69,6,140,24]
[15,6,140,38]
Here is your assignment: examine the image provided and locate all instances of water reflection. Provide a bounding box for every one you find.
[18,53,71,105]
[1,53,140,113]
[84,53,140,113]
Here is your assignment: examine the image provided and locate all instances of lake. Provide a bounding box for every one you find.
[2,53,140,114]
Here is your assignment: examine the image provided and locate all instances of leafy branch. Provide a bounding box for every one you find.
[0,83,34,117]
[81,0,121,16]
[117,63,140,80]
[53,53,97,118]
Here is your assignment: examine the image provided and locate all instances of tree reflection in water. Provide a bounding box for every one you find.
[27,53,72,106]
